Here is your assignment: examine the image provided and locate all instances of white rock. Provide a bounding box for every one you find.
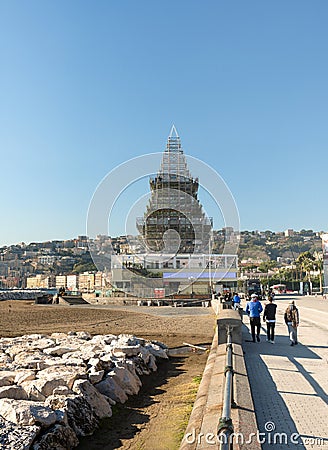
[150,339,168,349]
[62,347,99,362]
[133,361,150,376]
[111,345,141,357]
[0,385,28,400]
[22,378,64,400]
[32,423,78,450]
[14,351,47,369]
[89,334,116,346]
[0,353,13,368]
[43,345,79,357]
[88,369,104,385]
[0,331,168,441]
[117,334,144,346]
[21,380,46,402]
[6,344,32,358]
[95,377,128,404]
[72,379,112,419]
[36,366,86,389]
[0,416,40,450]
[27,338,56,351]
[123,359,140,377]
[108,366,141,396]
[63,357,86,367]
[75,331,92,340]
[14,369,36,385]
[145,343,168,359]
[21,334,46,340]
[87,357,102,370]
[50,333,68,340]
[137,346,151,364]
[53,386,74,396]
[148,354,158,372]
[0,371,16,387]
[45,394,98,437]
[99,353,115,365]
[102,344,115,353]
[0,399,57,427]
[43,357,66,367]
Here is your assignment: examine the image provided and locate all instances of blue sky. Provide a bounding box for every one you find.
[0,1,328,246]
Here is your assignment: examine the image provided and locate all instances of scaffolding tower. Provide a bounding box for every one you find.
[137,126,212,254]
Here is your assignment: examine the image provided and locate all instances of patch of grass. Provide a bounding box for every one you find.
[175,376,202,444]
[176,404,194,444]
[192,374,202,385]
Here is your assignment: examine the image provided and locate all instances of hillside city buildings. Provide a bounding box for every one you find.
[0,228,324,294]
[0,124,325,296]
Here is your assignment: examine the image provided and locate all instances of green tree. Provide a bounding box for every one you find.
[73,262,97,273]
[258,261,277,273]
[313,251,323,292]
[295,251,315,291]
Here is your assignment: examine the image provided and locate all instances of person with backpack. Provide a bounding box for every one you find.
[263,295,277,344]
[284,300,299,346]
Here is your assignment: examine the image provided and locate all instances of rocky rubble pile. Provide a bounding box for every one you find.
[0,331,168,449]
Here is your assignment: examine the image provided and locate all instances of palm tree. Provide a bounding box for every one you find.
[295,251,315,293]
[313,251,323,293]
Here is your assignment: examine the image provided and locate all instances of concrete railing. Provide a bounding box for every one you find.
[179,309,260,450]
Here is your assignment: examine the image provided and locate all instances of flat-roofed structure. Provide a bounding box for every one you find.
[111,253,237,297]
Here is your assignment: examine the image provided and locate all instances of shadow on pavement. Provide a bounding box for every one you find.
[242,322,324,450]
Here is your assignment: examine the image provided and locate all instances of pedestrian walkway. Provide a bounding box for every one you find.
[242,296,328,450]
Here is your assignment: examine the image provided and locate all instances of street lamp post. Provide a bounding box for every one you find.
[189,276,194,298]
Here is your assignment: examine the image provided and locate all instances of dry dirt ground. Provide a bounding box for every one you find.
[0,301,216,449]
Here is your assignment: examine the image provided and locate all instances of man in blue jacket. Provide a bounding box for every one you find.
[245,293,263,342]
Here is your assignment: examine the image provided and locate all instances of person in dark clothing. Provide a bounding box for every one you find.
[263,296,277,344]
[284,300,299,346]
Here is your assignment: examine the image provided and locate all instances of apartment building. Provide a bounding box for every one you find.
[66,274,78,291]
[78,272,95,292]
[55,275,67,289]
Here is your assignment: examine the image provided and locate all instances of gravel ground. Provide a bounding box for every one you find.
[0,300,216,449]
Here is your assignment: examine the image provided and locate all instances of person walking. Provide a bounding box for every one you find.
[233,292,241,310]
[263,295,277,343]
[245,293,263,342]
[284,300,299,346]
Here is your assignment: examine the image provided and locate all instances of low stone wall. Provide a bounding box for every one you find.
[179,310,260,450]
[180,328,225,450]
[0,291,46,301]
[85,296,211,307]
[0,332,168,449]
[85,296,163,306]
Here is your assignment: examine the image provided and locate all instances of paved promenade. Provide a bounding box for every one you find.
[242,295,328,449]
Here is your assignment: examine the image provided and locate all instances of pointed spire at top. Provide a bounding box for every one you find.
[166,124,182,153]
[169,124,179,138]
